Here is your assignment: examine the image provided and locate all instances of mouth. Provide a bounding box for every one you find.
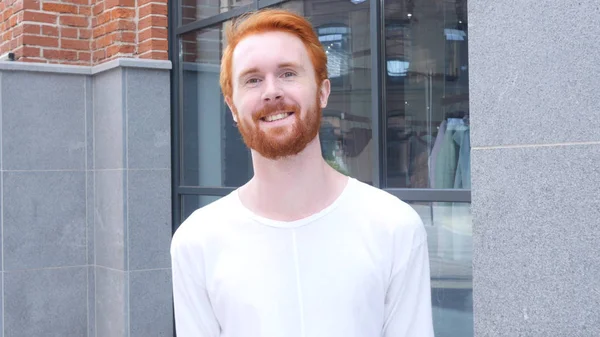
[261,112,294,122]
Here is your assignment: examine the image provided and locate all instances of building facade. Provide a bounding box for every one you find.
[0,0,598,336]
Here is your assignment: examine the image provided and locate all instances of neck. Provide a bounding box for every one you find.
[239,136,349,221]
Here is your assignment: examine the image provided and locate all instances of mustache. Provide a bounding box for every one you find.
[253,102,300,120]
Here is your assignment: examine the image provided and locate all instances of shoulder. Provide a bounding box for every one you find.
[170,192,239,254]
[347,179,427,245]
[349,179,421,224]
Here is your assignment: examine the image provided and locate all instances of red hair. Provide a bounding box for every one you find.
[219,9,328,99]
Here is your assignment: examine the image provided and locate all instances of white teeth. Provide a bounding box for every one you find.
[264,112,290,122]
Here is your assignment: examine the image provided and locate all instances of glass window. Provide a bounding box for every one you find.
[181,0,253,25]
[384,0,470,189]
[410,202,473,337]
[180,22,254,187]
[317,24,351,80]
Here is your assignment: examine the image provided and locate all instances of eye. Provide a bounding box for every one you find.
[246,78,261,85]
[282,71,296,78]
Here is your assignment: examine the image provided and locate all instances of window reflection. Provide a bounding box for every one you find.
[318,24,351,79]
[410,202,473,337]
[180,23,253,188]
[385,0,470,189]
[180,0,252,25]
[387,58,410,77]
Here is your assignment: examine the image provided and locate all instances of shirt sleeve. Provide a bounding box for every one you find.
[382,234,435,337]
[171,234,220,337]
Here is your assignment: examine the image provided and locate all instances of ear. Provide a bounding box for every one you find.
[318,79,331,108]
[225,96,238,123]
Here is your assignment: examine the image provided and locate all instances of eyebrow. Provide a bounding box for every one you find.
[238,67,260,80]
[278,62,304,71]
[238,62,305,80]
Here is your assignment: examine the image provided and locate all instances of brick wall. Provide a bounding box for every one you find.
[0,0,25,60]
[1,0,168,65]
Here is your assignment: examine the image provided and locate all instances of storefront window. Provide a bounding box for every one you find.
[180,22,254,188]
[384,0,470,189]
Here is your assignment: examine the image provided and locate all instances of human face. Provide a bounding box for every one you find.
[226,31,330,159]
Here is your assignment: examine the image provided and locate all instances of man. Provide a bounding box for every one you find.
[171,8,434,337]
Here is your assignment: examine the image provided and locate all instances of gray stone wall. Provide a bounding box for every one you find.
[1,69,90,337]
[0,59,173,337]
[469,0,600,336]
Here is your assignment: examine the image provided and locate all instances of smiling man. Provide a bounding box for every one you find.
[170,9,434,337]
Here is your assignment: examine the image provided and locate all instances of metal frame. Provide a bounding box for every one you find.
[169,0,472,229]
[370,0,383,188]
[169,0,182,234]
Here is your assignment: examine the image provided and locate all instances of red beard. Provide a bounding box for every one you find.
[234,97,322,160]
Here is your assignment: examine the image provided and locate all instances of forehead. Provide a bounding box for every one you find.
[232,31,311,76]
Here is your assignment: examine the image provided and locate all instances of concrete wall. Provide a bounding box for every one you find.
[469,0,600,335]
[0,59,173,337]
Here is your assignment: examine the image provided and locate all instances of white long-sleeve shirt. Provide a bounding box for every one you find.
[171,177,434,337]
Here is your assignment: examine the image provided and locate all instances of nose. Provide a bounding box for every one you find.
[261,76,283,102]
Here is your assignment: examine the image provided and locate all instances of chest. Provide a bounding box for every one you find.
[205,225,391,321]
